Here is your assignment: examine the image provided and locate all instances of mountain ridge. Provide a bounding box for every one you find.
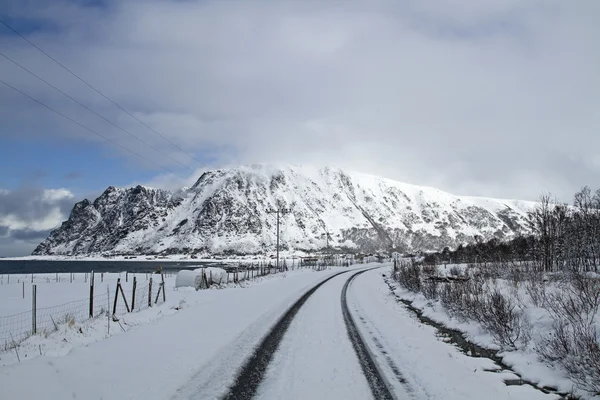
[33,165,537,256]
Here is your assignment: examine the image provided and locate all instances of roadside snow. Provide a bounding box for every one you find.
[349,268,559,400]
[0,266,360,400]
[387,270,578,397]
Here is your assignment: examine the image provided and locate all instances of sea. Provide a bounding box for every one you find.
[0,259,233,274]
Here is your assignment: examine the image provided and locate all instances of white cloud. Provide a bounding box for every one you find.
[0,0,598,202]
[0,187,75,242]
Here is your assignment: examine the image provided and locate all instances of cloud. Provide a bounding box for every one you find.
[0,187,74,229]
[0,187,75,256]
[0,0,598,204]
[10,227,53,241]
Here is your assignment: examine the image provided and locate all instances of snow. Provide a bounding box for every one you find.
[256,271,373,400]
[349,268,558,399]
[0,266,359,400]
[174,270,199,288]
[33,165,538,256]
[387,266,588,398]
[0,263,576,399]
[174,267,227,289]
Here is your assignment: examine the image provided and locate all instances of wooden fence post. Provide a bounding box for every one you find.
[32,285,37,335]
[112,278,120,315]
[131,277,137,311]
[89,270,95,318]
[154,282,163,304]
[119,282,130,312]
[148,278,153,308]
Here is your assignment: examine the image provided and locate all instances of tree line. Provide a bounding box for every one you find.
[423,186,600,273]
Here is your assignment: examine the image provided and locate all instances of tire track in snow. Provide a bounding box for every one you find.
[342,269,396,400]
[222,269,353,400]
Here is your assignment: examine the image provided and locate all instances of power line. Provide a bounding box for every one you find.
[0,51,196,173]
[0,78,189,181]
[0,17,207,168]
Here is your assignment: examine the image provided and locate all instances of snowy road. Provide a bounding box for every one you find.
[227,267,558,400]
[0,265,560,400]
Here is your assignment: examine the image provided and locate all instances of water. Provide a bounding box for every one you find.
[0,260,233,274]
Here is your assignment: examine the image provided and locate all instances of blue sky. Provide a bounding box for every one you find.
[0,136,163,193]
[0,0,599,256]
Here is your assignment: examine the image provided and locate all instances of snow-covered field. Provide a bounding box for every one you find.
[0,265,354,399]
[0,265,314,365]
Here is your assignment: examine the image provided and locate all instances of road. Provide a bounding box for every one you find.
[0,265,558,400]
[218,267,557,400]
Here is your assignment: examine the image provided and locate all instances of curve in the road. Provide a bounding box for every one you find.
[222,269,352,400]
[342,269,396,400]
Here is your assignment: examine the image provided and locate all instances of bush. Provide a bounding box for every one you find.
[482,290,530,349]
[422,264,436,277]
[423,279,439,300]
[440,283,464,317]
[449,265,461,277]
[540,271,600,394]
[541,322,600,395]
[524,269,547,307]
[396,261,421,292]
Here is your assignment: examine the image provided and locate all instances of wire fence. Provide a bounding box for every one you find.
[0,256,382,353]
[0,274,166,353]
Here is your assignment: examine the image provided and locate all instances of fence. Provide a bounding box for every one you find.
[0,272,167,354]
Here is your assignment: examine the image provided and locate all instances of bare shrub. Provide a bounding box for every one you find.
[397,261,421,292]
[482,290,530,349]
[540,323,600,395]
[439,283,471,321]
[477,261,502,280]
[546,271,600,327]
[449,265,461,277]
[422,264,436,277]
[57,313,76,328]
[524,268,547,307]
[423,279,439,300]
[507,261,525,287]
[540,271,600,394]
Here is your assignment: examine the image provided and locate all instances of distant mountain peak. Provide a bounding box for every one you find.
[33,165,536,256]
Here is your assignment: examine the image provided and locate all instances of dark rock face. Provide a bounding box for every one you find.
[33,165,536,256]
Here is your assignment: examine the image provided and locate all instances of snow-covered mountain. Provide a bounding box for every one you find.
[33,165,537,256]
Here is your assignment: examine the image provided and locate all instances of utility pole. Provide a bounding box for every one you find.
[266,206,291,271]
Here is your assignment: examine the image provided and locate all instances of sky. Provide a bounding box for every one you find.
[0,0,599,256]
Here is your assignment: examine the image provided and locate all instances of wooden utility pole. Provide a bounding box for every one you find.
[266,206,291,271]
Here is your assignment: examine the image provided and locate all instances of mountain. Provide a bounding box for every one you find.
[33,165,537,256]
